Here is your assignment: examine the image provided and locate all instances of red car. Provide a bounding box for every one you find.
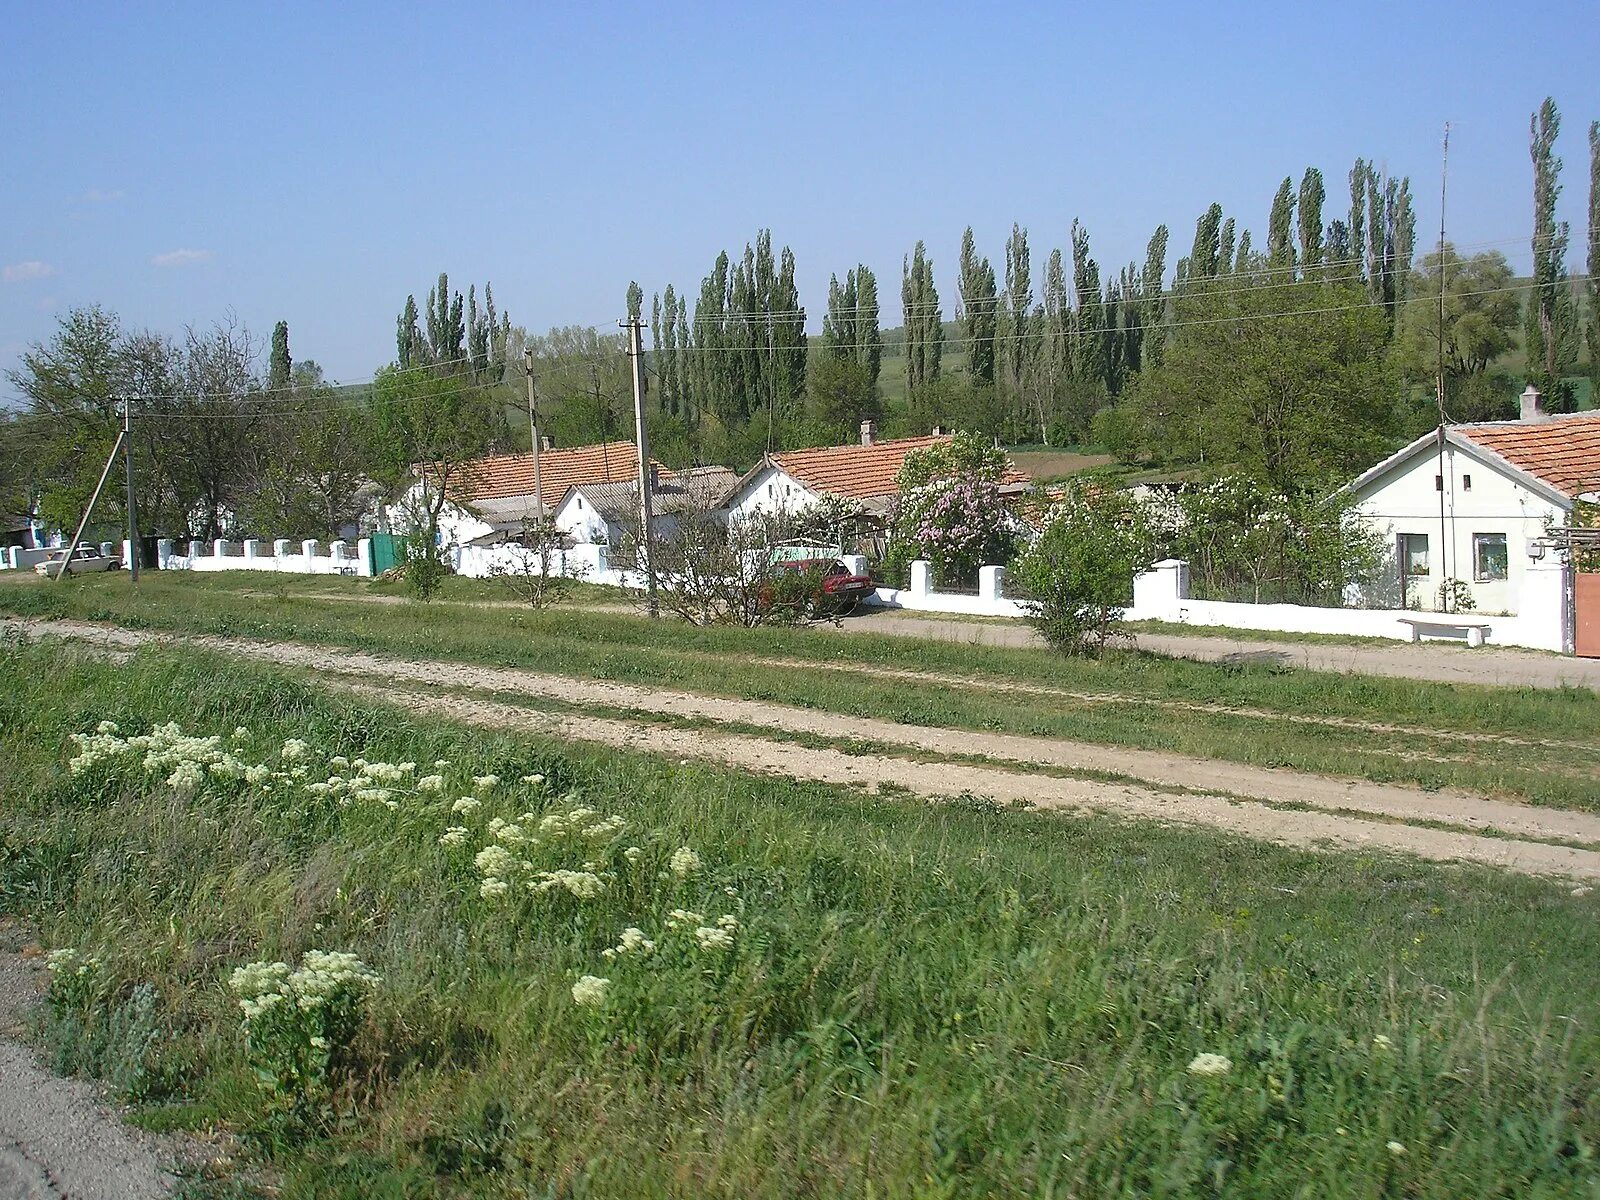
[766,558,876,617]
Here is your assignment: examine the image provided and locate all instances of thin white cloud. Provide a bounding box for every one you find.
[78,188,125,203]
[150,248,213,268]
[3,261,57,283]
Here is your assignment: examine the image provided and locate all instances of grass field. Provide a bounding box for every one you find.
[2,572,1597,812]
[3,636,1598,1197]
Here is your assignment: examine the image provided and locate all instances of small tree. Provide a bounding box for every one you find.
[487,516,584,608]
[1012,485,1160,656]
[886,431,1016,586]
[641,499,814,627]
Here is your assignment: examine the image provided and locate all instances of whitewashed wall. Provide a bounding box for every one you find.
[1349,442,1566,614]
[1126,559,1571,653]
[724,465,819,524]
[156,537,371,577]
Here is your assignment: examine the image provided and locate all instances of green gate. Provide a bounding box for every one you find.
[367,533,402,575]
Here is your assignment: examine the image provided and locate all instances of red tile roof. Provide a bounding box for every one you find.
[770,435,1030,501]
[1456,412,1600,499]
[448,442,665,513]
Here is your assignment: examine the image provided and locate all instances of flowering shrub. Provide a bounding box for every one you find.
[45,947,104,1011]
[228,950,379,1125]
[885,432,1019,588]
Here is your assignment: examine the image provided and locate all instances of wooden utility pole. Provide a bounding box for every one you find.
[524,348,544,520]
[57,423,127,583]
[623,316,658,617]
[123,397,139,581]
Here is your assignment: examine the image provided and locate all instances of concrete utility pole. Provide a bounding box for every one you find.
[524,348,544,521]
[123,397,139,581]
[622,316,658,617]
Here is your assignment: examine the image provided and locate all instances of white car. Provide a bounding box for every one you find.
[34,545,123,578]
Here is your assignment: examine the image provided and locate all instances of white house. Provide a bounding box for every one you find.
[1342,388,1599,614]
[723,421,1029,525]
[551,466,739,546]
[386,440,653,548]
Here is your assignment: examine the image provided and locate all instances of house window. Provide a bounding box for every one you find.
[1399,533,1430,578]
[1473,533,1508,582]
[1462,474,1472,491]
[1434,474,1443,491]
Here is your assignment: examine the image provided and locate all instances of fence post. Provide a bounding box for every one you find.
[273,539,291,558]
[156,539,173,568]
[979,564,1006,602]
[909,560,933,595]
[356,538,373,577]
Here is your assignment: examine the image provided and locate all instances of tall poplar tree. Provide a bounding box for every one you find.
[1348,159,1369,281]
[1189,204,1223,280]
[268,321,291,393]
[1140,225,1169,367]
[901,240,942,403]
[1267,177,1297,271]
[1038,247,1071,440]
[771,247,807,421]
[1298,168,1326,270]
[1525,97,1579,398]
[959,227,997,384]
[1070,219,1107,394]
[1217,218,1236,277]
[1000,223,1036,429]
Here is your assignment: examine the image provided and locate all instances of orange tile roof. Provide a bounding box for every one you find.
[770,435,1030,501]
[1456,412,1600,499]
[448,442,665,513]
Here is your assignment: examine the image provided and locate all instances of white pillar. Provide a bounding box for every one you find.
[979,564,1006,601]
[100,541,115,558]
[909,560,933,595]
[7,547,18,570]
[121,540,133,569]
[302,539,320,563]
[243,538,260,560]
[213,538,229,558]
[356,538,373,577]
[330,539,348,565]
[156,539,173,568]
[1518,555,1571,653]
[189,539,204,559]
[842,554,869,577]
[273,538,291,558]
[1132,559,1189,618]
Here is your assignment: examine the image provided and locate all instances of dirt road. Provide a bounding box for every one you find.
[15,617,1600,882]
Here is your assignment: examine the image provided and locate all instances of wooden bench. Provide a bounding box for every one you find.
[1397,617,1492,647]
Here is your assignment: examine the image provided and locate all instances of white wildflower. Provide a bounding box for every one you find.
[665,908,703,929]
[96,720,120,735]
[614,927,655,955]
[416,774,446,794]
[473,845,518,878]
[623,846,643,864]
[397,762,416,773]
[231,726,250,740]
[473,774,500,793]
[479,877,510,899]
[694,925,734,952]
[669,847,702,878]
[1372,1034,1394,1053]
[1187,1053,1232,1078]
[244,764,271,785]
[329,755,349,769]
[280,738,311,762]
[166,760,204,793]
[520,773,546,786]
[532,870,605,899]
[438,827,469,848]
[453,796,481,815]
[571,975,609,1007]
[1386,1141,1406,1156]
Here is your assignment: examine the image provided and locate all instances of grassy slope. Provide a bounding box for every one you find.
[2,572,1597,811]
[2,639,1597,1197]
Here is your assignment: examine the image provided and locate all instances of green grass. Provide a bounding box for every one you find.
[2,638,1597,1197]
[3,572,1597,812]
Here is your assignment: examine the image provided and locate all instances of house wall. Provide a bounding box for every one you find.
[388,482,495,547]
[725,465,818,524]
[1350,443,1566,614]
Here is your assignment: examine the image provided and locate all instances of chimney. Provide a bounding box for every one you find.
[540,434,556,451]
[860,419,877,447]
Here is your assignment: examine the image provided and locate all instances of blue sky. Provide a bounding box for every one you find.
[3,1,1597,388]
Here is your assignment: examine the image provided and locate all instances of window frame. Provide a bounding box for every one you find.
[1472,532,1509,583]
[1398,532,1431,578]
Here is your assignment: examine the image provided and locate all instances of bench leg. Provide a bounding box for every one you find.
[1408,625,1421,644]
[1468,627,1484,648]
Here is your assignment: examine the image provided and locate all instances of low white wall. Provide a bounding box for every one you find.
[1126,558,1571,653]
[157,536,372,578]
[1,546,52,570]
[452,542,643,590]
[866,561,1028,618]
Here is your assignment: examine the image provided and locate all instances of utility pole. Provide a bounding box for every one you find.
[1434,123,1452,608]
[523,348,544,520]
[623,316,658,617]
[123,397,139,581]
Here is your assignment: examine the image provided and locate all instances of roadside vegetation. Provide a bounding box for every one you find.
[3,636,1597,1197]
[2,571,1598,812]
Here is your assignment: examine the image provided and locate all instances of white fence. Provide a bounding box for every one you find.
[155,537,370,577]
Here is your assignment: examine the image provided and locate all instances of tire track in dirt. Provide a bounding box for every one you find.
[246,591,1593,752]
[14,618,1600,851]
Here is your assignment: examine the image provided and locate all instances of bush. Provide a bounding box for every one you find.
[1012,485,1159,655]
[400,529,450,602]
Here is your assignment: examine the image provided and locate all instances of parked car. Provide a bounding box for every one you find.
[34,545,123,578]
[764,557,876,617]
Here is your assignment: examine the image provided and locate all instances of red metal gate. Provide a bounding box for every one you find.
[1577,573,1600,658]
